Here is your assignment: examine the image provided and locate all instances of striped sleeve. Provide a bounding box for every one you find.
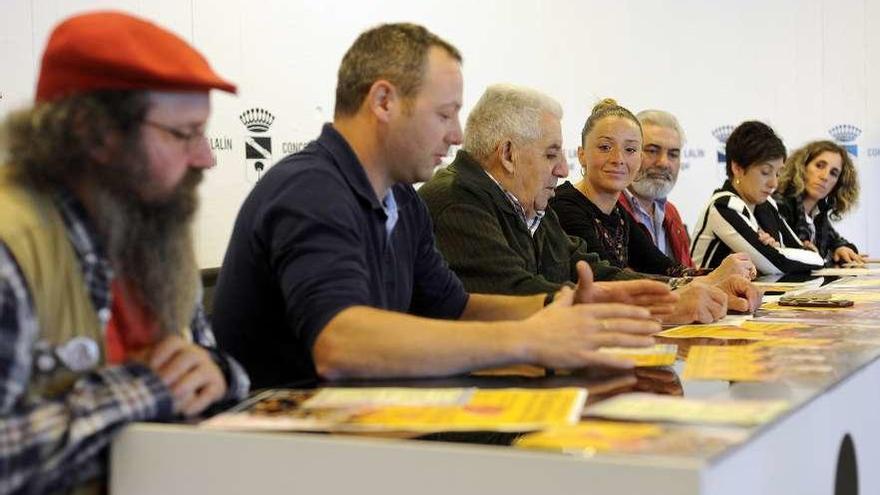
[702,195,823,275]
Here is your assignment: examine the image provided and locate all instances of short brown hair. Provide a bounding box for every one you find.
[778,140,858,219]
[334,23,462,118]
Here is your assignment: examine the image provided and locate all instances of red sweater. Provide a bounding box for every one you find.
[618,195,693,268]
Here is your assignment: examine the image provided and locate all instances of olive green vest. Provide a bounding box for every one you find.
[0,168,105,398]
[0,168,109,493]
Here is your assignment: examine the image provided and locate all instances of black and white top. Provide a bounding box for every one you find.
[691,180,824,275]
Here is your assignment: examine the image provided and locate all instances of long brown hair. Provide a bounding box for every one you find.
[1,91,148,190]
[778,140,858,220]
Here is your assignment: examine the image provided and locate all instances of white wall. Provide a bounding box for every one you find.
[2,0,878,267]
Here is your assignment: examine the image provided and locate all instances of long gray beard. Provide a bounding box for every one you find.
[92,168,202,336]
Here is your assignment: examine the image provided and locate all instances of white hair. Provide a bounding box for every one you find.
[636,109,686,145]
[463,83,563,162]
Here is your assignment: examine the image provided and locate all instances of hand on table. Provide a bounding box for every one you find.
[131,335,227,417]
[523,286,659,370]
[571,261,678,317]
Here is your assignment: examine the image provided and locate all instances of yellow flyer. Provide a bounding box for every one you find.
[657,325,774,340]
[352,388,587,431]
[515,421,663,453]
[658,321,806,341]
[585,393,789,426]
[597,344,677,367]
[683,346,775,382]
[204,387,588,433]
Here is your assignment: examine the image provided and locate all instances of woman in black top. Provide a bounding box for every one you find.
[767,140,863,265]
[553,181,689,276]
[551,99,754,280]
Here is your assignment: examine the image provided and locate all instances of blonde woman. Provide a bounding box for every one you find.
[552,99,754,280]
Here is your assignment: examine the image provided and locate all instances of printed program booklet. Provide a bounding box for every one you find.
[202,387,588,433]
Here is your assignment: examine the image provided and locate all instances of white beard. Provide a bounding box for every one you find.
[630,175,675,200]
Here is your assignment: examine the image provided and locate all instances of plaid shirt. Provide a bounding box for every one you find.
[0,190,249,494]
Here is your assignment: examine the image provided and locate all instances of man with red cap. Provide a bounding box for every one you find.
[0,11,248,493]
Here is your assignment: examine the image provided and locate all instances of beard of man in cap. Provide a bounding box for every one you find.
[0,11,249,493]
[4,90,205,337]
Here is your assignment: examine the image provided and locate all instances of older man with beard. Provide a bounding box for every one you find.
[619,110,697,269]
[0,12,248,493]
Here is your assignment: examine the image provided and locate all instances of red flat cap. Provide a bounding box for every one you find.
[36,11,236,102]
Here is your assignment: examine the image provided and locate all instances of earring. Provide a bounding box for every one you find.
[735,178,741,185]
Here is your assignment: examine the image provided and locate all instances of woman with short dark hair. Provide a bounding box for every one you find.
[690,121,824,274]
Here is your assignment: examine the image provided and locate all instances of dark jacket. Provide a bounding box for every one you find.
[766,194,857,264]
[418,150,639,296]
[691,180,823,274]
[551,182,690,277]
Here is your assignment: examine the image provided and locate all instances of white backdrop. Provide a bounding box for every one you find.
[2,0,878,268]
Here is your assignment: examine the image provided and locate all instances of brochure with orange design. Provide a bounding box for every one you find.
[515,421,664,453]
[515,420,748,457]
[202,387,587,433]
[597,344,677,367]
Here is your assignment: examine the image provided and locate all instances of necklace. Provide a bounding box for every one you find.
[593,209,627,268]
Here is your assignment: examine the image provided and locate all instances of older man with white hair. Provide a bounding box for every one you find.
[619,109,694,268]
[420,84,644,293]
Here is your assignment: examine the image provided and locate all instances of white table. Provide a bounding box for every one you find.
[112,276,880,494]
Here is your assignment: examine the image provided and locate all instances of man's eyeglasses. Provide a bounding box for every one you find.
[142,120,208,152]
